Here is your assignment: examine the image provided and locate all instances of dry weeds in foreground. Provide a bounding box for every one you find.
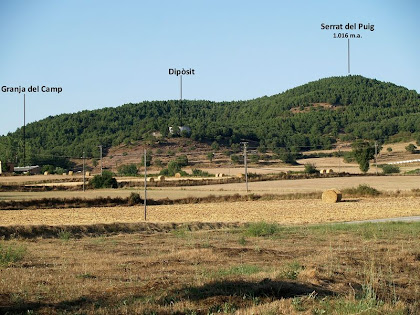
[0,222,419,314]
[1,197,420,226]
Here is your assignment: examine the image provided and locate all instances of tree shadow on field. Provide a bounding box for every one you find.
[160,278,334,306]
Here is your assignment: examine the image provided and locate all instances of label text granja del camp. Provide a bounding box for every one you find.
[1,85,63,94]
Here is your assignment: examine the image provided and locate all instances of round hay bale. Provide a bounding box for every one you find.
[175,173,182,178]
[62,173,67,176]
[147,177,155,182]
[326,169,334,174]
[322,189,342,203]
[320,169,326,174]
[218,173,224,178]
[236,173,244,178]
[157,175,165,181]
[68,171,74,176]
[85,171,90,176]
[44,171,49,176]
[331,188,342,202]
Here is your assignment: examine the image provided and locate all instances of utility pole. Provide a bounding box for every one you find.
[98,145,103,175]
[144,148,147,221]
[241,142,249,192]
[374,142,378,175]
[82,151,85,192]
[23,94,26,166]
[338,149,341,173]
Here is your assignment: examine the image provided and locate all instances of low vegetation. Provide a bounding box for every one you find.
[342,184,381,197]
[88,171,118,188]
[0,243,26,266]
[379,164,400,174]
[0,222,418,314]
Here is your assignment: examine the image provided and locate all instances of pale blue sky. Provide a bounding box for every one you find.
[0,0,418,135]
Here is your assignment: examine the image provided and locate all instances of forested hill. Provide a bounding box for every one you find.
[1,75,419,163]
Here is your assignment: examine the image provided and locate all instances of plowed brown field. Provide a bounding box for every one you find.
[1,197,420,226]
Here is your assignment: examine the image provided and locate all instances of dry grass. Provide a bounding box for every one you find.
[0,222,418,314]
[1,197,419,226]
[2,175,420,202]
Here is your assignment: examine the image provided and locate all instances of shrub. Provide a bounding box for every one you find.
[343,184,380,197]
[211,141,220,151]
[141,153,152,167]
[386,147,392,152]
[55,167,66,175]
[245,222,281,237]
[41,165,55,174]
[154,159,163,168]
[249,154,260,163]
[128,192,142,205]
[160,160,188,176]
[0,243,26,266]
[192,169,213,177]
[175,155,189,167]
[206,152,215,162]
[304,163,318,174]
[380,164,400,174]
[230,154,241,164]
[118,164,138,176]
[88,171,118,188]
[405,143,417,154]
[280,261,303,280]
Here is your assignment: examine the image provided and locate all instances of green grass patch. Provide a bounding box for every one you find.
[279,261,303,280]
[171,225,191,238]
[245,222,281,237]
[58,230,73,241]
[0,243,26,266]
[202,264,262,279]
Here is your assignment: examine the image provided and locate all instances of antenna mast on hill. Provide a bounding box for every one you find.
[180,75,183,125]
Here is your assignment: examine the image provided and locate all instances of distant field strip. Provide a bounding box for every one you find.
[1,197,419,226]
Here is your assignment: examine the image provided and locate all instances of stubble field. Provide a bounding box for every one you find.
[1,175,420,201]
[1,197,420,226]
[1,222,419,314]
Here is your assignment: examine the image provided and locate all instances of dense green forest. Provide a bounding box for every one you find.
[1,75,419,164]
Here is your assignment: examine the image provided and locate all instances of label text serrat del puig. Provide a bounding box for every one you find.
[321,23,374,31]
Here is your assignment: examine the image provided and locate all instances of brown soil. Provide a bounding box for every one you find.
[1,197,419,226]
[0,223,418,314]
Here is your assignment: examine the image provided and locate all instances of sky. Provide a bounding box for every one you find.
[0,0,419,136]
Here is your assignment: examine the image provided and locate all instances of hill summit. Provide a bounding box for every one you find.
[1,75,419,165]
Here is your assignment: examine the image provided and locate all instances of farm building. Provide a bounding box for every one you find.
[169,126,191,135]
[14,165,41,175]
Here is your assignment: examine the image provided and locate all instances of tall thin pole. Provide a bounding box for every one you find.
[98,145,103,175]
[144,148,147,220]
[180,75,183,125]
[348,39,350,74]
[375,142,378,175]
[82,151,85,192]
[338,149,341,173]
[242,142,248,192]
[23,94,26,166]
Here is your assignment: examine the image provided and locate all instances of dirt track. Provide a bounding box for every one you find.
[1,197,419,226]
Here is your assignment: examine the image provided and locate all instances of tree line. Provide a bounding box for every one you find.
[0,75,419,166]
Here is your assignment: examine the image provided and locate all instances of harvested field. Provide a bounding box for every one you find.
[0,222,418,314]
[1,175,420,201]
[1,197,420,226]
